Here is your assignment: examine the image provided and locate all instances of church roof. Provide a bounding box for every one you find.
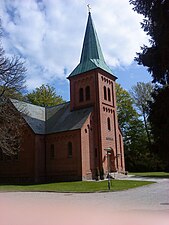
[69,12,113,77]
[11,99,46,134]
[11,99,92,135]
[46,102,92,134]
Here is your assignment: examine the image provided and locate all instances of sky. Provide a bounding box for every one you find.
[0,0,152,101]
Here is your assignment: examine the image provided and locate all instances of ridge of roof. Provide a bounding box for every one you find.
[46,101,70,109]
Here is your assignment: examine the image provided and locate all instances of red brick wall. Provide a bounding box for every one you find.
[118,130,125,172]
[69,68,125,176]
[45,130,82,181]
[69,71,96,111]
[81,113,95,180]
[34,135,46,182]
[97,71,125,173]
[0,126,37,183]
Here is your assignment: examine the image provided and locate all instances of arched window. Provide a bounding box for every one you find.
[107,117,111,131]
[108,88,111,101]
[104,86,107,100]
[0,148,3,161]
[85,86,90,101]
[50,144,55,159]
[68,142,72,158]
[79,88,84,102]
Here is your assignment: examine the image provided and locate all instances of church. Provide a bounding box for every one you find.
[0,12,125,183]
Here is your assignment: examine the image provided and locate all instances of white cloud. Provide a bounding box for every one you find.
[0,0,149,91]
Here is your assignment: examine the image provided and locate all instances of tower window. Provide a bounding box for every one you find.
[104,86,107,100]
[108,88,111,101]
[68,142,72,158]
[85,86,90,101]
[107,117,111,131]
[79,88,84,102]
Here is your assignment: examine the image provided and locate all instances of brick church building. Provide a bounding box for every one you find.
[0,12,125,183]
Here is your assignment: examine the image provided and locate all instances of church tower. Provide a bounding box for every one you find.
[68,12,125,178]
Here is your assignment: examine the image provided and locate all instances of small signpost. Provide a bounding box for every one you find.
[104,147,112,190]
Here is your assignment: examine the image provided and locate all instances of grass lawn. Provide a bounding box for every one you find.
[0,180,154,193]
[129,172,169,178]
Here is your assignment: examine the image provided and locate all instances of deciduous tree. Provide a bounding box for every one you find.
[0,21,26,156]
[26,84,65,107]
[130,82,153,146]
[116,83,161,171]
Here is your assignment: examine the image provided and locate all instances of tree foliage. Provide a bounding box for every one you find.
[116,83,153,171]
[130,82,154,145]
[26,84,65,107]
[0,22,26,156]
[0,99,25,157]
[0,48,26,98]
[116,83,140,131]
[116,83,162,171]
[129,0,169,85]
[116,83,139,133]
[149,85,169,169]
[130,0,169,169]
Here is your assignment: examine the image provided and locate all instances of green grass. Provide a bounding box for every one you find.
[0,180,154,193]
[129,172,169,178]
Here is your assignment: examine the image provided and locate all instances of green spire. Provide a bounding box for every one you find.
[69,12,113,77]
[80,12,105,63]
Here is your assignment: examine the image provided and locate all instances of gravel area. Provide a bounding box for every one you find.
[0,178,169,225]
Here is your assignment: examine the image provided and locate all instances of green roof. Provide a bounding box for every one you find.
[69,12,113,77]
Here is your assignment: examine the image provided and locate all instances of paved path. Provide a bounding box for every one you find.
[0,178,169,225]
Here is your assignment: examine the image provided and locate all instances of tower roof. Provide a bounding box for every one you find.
[68,12,113,77]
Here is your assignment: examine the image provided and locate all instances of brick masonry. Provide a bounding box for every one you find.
[0,67,125,183]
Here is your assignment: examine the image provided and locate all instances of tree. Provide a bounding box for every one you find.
[26,84,65,107]
[116,83,139,132]
[130,0,169,169]
[116,83,163,171]
[149,86,169,170]
[116,83,156,171]
[130,82,154,146]
[0,99,25,157]
[0,21,26,156]
[129,0,169,85]
[0,49,26,98]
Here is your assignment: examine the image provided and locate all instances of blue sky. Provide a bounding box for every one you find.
[0,0,151,101]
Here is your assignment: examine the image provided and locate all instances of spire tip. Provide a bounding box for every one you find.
[87,4,91,13]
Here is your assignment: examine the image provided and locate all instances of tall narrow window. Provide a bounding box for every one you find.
[13,151,19,160]
[79,88,84,102]
[50,144,55,159]
[119,134,123,169]
[68,142,72,158]
[113,110,118,168]
[0,148,3,161]
[107,117,111,131]
[108,88,111,101]
[112,83,115,107]
[104,86,107,100]
[85,86,90,101]
[95,148,97,158]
